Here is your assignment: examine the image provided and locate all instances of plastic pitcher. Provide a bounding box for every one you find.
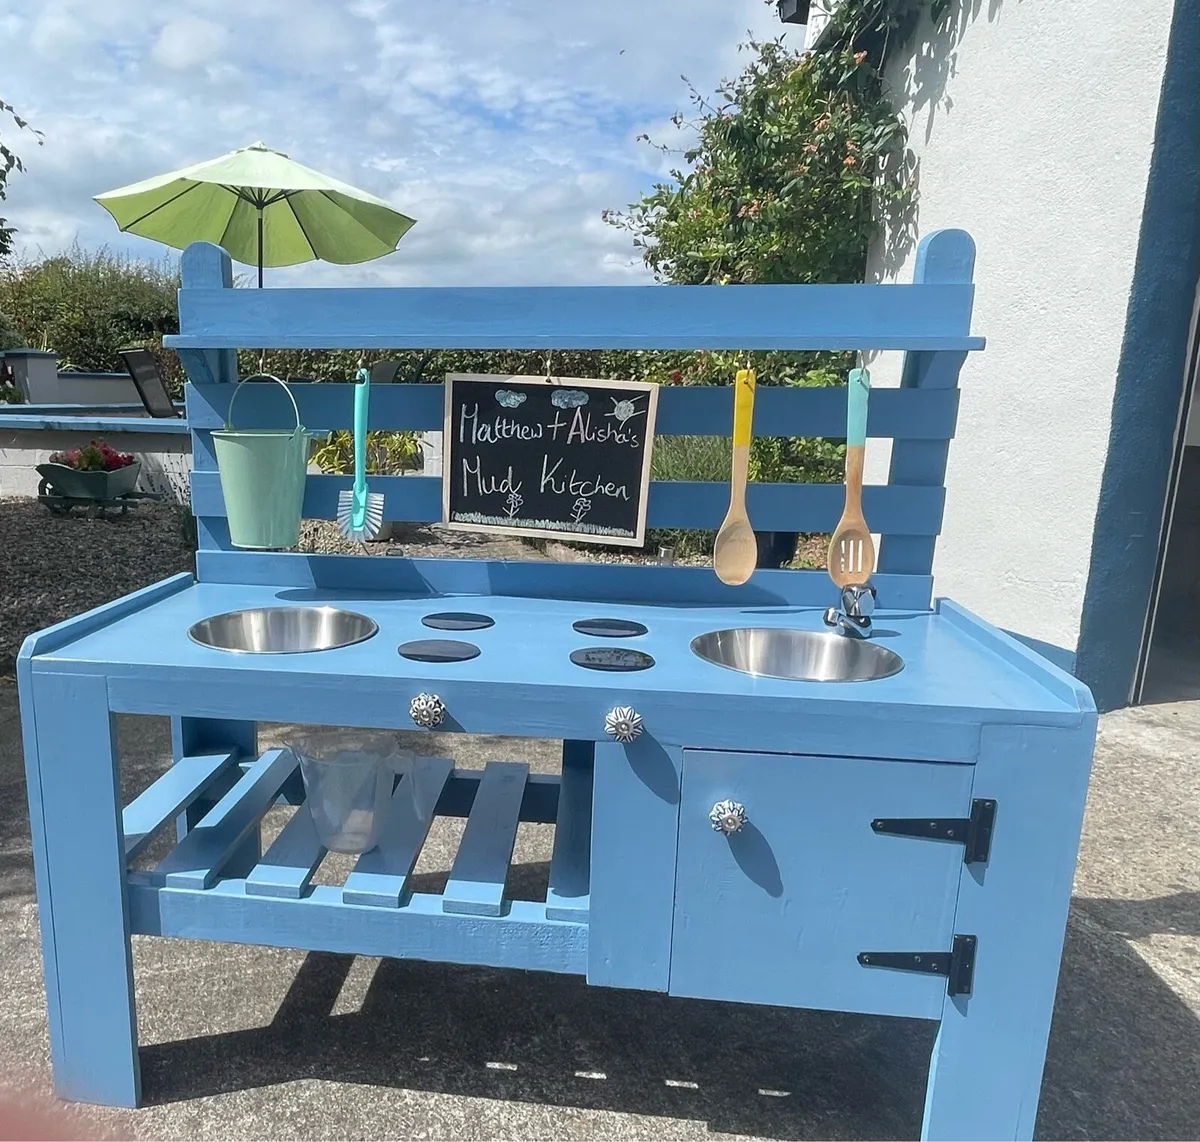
[211,373,311,550]
[290,727,409,854]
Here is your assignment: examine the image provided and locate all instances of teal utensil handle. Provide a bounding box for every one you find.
[353,367,369,499]
[847,367,870,448]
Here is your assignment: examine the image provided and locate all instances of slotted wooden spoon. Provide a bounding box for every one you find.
[828,367,874,587]
[713,368,758,586]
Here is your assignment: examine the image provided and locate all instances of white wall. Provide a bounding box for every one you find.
[863,0,1175,652]
[0,428,190,501]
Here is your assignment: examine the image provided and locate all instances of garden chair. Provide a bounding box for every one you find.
[118,348,183,418]
[370,360,401,384]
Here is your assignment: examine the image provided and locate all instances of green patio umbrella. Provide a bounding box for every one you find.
[94,141,415,286]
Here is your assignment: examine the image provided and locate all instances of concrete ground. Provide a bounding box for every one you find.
[0,680,1197,1140]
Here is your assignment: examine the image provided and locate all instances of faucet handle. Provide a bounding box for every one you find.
[841,583,876,619]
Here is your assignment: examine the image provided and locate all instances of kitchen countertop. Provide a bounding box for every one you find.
[25,575,1091,755]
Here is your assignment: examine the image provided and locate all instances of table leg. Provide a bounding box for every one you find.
[171,716,261,875]
[921,723,1095,1141]
[21,671,140,1107]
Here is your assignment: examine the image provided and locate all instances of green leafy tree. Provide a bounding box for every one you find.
[0,99,42,258]
[604,36,913,286]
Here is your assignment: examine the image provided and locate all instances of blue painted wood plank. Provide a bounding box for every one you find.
[188,428,218,472]
[16,571,192,661]
[123,751,237,861]
[154,749,298,889]
[177,243,238,388]
[671,750,972,1019]
[189,470,946,536]
[342,756,454,907]
[103,667,989,760]
[196,516,231,552]
[588,739,681,991]
[22,670,140,1106]
[876,352,965,576]
[185,381,959,441]
[936,599,1094,713]
[442,761,528,916]
[876,232,976,577]
[546,741,593,922]
[245,803,326,900]
[194,550,935,611]
[170,716,259,863]
[922,721,1096,1141]
[433,768,561,823]
[167,278,984,351]
[0,414,188,434]
[127,878,587,975]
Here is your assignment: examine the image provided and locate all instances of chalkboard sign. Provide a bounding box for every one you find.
[442,373,659,546]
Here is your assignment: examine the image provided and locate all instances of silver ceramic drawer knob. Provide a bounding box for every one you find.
[604,705,643,743]
[710,799,747,835]
[410,693,446,728]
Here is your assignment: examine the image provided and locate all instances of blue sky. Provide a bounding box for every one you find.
[0,0,796,286]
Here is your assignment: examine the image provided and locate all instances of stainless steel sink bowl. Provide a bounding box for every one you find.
[188,607,378,654]
[690,627,903,682]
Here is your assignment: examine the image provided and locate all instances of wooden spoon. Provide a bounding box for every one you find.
[713,368,758,586]
[828,367,875,587]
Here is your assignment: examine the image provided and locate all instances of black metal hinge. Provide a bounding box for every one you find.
[858,934,977,997]
[870,798,996,864]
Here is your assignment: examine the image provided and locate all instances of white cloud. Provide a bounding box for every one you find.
[0,0,793,285]
[150,16,229,71]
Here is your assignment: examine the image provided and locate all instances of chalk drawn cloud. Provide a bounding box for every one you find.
[495,389,527,408]
[551,389,589,409]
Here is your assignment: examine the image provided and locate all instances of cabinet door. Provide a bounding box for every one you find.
[670,750,973,1020]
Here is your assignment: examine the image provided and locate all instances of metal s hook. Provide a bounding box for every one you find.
[544,351,554,381]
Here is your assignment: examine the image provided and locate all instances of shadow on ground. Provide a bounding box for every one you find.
[128,897,1200,1141]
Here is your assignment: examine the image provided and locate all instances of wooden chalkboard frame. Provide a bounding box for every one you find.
[441,372,660,546]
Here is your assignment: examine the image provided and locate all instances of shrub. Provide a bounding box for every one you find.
[0,308,21,350]
[0,244,183,391]
[309,429,420,475]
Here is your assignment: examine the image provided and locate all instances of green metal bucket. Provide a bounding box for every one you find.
[211,374,311,550]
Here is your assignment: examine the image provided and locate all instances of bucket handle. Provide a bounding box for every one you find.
[225,373,302,433]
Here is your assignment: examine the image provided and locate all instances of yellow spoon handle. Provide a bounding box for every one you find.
[729,368,755,507]
[733,368,756,448]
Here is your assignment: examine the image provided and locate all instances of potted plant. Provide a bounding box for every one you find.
[310,429,418,542]
[37,440,141,501]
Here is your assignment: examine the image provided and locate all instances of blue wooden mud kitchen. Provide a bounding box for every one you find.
[18,229,1096,1140]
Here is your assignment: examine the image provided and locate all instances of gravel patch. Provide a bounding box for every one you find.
[0,497,194,676]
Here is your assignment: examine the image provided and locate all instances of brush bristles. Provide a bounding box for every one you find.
[337,490,386,542]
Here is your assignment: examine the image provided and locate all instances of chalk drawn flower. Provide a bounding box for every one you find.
[551,389,589,409]
[570,497,592,524]
[504,491,524,519]
[607,395,645,425]
[496,390,527,409]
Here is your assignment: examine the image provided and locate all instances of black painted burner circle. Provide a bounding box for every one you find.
[570,646,656,672]
[398,639,481,663]
[572,617,648,638]
[421,611,495,631]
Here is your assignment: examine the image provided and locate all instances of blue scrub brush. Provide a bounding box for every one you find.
[337,364,385,541]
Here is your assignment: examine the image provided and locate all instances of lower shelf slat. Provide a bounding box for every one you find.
[443,761,528,917]
[153,749,298,890]
[343,757,454,908]
[127,877,587,975]
[123,751,237,861]
[245,801,326,899]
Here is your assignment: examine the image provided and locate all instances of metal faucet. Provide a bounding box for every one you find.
[823,583,876,639]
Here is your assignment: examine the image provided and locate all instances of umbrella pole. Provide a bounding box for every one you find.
[257,205,264,288]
